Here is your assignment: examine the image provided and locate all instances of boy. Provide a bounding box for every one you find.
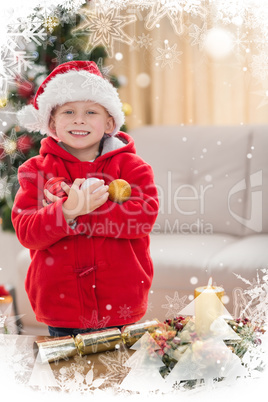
[12,61,159,337]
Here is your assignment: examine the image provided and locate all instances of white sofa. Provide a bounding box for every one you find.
[131,125,268,322]
[14,125,268,333]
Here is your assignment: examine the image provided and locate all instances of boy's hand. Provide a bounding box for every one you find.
[61,178,109,222]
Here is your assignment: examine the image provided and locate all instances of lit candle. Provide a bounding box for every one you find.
[194,278,224,338]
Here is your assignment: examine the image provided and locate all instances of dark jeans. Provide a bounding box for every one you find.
[48,324,127,337]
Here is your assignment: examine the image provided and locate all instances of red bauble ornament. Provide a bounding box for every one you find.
[17,80,34,98]
[17,135,34,154]
[44,177,72,204]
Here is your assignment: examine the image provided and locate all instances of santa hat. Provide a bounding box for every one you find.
[17,61,125,137]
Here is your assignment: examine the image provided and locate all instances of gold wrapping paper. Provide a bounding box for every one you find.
[121,319,160,347]
[34,336,77,363]
[75,328,122,355]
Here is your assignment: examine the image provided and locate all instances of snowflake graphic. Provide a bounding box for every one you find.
[52,79,76,102]
[43,16,60,33]
[117,304,133,320]
[189,22,207,50]
[52,355,104,393]
[18,21,47,46]
[0,161,7,171]
[252,88,268,109]
[79,310,111,329]
[251,51,268,81]
[0,128,31,163]
[161,291,187,317]
[141,299,154,313]
[96,57,114,80]
[42,34,57,50]
[0,176,12,200]
[4,48,37,77]
[183,0,208,19]
[144,0,184,36]
[98,347,131,385]
[78,70,109,95]
[73,4,137,57]
[61,0,87,12]
[156,41,183,69]
[136,33,153,49]
[233,28,250,53]
[0,335,34,387]
[52,44,78,64]
[233,270,268,326]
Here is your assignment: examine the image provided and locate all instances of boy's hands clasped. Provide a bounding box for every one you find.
[43,178,109,223]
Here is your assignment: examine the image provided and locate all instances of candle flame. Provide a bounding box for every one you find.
[207,277,213,287]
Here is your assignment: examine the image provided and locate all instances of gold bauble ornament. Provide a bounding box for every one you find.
[4,140,17,155]
[108,179,131,203]
[122,102,132,116]
[0,98,7,108]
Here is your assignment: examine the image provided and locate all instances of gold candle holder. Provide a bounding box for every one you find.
[34,336,77,363]
[74,328,122,356]
[121,319,160,347]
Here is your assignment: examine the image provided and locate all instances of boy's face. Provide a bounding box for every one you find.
[49,100,115,156]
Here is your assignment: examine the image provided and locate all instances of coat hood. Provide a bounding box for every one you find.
[39,131,136,162]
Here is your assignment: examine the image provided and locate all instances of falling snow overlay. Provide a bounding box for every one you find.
[1,1,268,399]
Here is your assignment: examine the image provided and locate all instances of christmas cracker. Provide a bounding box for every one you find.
[34,319,161,364]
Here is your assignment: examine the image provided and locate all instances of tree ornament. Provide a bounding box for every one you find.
[0,98,8,108]
[17,135,34,154]
[122,102,132,116]
[17,80,34,99]
[108,179,131,203]
[3,139,17,156]
[81,177,103,193]
[44,177,72,204]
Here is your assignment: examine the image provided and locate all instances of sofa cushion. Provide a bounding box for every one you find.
[243,126,268,234]
[148,233,268,319]
[130,125,264,236]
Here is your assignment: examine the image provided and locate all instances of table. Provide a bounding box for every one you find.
[0,332,267,398]
[0,333,136,394]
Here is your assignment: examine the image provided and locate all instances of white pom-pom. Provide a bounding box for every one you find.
[17,105,44,133]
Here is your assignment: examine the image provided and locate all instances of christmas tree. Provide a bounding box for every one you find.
[0,4,127,231]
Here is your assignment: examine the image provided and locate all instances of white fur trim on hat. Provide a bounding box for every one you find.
[17,70,125,136]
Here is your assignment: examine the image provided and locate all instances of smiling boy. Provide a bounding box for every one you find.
[11,61,159,337]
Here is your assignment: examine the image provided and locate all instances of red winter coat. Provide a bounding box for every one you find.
[12,132,159,328]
